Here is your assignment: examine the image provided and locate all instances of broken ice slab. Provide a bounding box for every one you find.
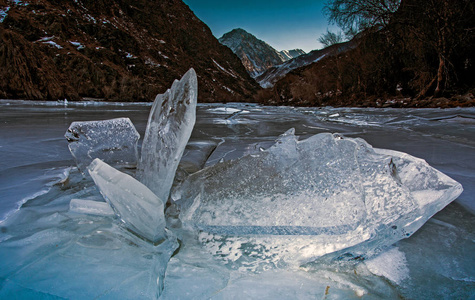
[175,131,463,264]
[177,130,367,230]
[88,158,166,243]
[65,117,140,172]
[69,199,115,216]
[137,68,198,203]
[178,141,219,174]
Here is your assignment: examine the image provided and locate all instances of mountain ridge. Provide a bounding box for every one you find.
[218,28,284,78]
[0,0,259,102]
[218,28,305,78]
[279,49,306,61]
[256,41,356,88]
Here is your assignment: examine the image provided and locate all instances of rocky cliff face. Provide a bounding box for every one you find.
[0,0,259,102]
[279,49,305,61]
[219,28,287,78]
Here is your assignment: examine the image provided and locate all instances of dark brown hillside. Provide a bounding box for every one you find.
[257,0,475,108]
[0,0,259,102]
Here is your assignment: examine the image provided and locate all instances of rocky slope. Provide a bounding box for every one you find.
[219,28,289,78]
[256,41,355,88]
[279,49,305,61]
[257,0,475,108]
[0,0,259,102]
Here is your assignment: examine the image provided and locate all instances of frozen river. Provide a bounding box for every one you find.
[0,100,474,299]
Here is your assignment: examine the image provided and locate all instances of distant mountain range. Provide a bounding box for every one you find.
[256,41,356,88]
[279,49,306,61]
[219,28,305,78]
[218,28,354,89]
[0,0,259,102]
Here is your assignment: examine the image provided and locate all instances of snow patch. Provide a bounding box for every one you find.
[125,52,137,59]
[10,0,28,6]
[0,7,10,23]
[36,37,63,49]
[223,86,235,94]
[158,51,169,59]
[44,40,63,49]
[145,58,161,67]
[314,54,327,63]
[70,41,85,50]
[84,13,97,23]
[212,59,237,78]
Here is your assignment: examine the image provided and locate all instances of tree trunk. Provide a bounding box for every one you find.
[417,77,436,99]
[434,54,445,96]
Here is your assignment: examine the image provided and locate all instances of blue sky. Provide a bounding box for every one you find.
[183,0,338,53]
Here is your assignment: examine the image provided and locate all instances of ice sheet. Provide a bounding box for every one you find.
[0,101,473,299]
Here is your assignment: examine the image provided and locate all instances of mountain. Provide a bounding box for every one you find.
[256,41,355,88]
[279,49,305,61]
[0,0,259,102]
[219,28,287,78]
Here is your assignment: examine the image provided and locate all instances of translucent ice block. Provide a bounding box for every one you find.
[88,158,166,243]
[69,198,115,216]
[137,68,198,203]
[65,118,140,172]
[175,131,463,264]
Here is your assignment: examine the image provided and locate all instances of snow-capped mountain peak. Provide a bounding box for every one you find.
[219,28,305,78]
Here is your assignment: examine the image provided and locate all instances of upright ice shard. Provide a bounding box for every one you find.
[175,131,463,264]
[88,158,166,243]
[137,68,198,203]
[65,118,140,172]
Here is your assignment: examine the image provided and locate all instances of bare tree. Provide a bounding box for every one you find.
[318,30,344,47]
[399,0,475,97]
[324,0,401,34]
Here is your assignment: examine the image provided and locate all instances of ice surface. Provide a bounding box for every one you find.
[175,130,463,264]
[88,158,166,243]
[1,101,473,299]
[171,140,218,201]
[69,198,115,216]
[137,68,198,203]
[65,117,139,172]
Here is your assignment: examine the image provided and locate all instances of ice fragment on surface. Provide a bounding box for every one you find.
[88,158,166,243]
[65,117,139,172]
[137,68,198,203]
[69,199,115,216]
[177,131,366,230]
[176,131,463,264]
